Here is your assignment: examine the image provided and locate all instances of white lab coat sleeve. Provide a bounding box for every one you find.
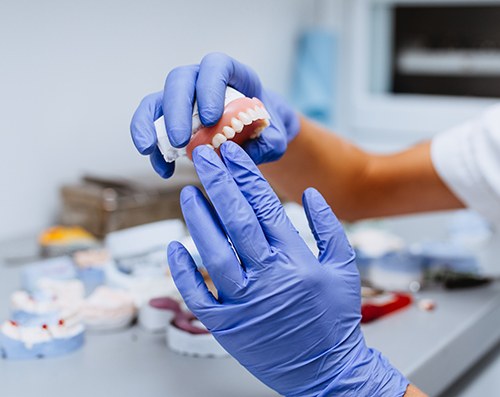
[431,105,500,226]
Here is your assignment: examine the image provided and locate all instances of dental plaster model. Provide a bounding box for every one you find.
[155,87,271,162]
[73,249,111,294]
[105,261,179,308]
[166,311,229,358]
[138,296,181,332]
[36,279,85,308]
[81,286,136,331]
[12,279,85,321]
[105,220,185,306]
[106,219,186,276]
[1,304,84,360]
[21,256,78,292]
[135,288,225,356]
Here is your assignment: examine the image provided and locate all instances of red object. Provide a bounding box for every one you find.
[361,293,413,323]
[9,320,18,327]
[42,324,48,330]
[58,319,65,326]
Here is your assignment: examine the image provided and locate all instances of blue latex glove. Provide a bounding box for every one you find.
[168,141,409,396]
[130,53,300,178]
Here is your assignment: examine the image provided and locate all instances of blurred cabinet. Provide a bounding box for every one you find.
[342,0,500,143]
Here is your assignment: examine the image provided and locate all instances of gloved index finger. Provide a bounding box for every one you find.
[163,65,199,148]
[130,91,164,155]
[220,142,301,248]
[196,53,262,127]
[179,186,246,298]
[192,145,272,271]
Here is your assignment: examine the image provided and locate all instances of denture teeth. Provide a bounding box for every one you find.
[261,107,271,120]
[231,117,244,133]
[206,144,215,150]
[262,118,270,128]
[222,126,236,139]
[212,133,227,148]
[254,105,265,119]
[247,108,259,121]
[238,112,252,125]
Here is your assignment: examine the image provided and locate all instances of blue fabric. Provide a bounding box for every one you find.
[291,29,336,125]
[167,142,409,396]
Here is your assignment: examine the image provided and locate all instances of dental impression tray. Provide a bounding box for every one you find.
[155,87,270,162]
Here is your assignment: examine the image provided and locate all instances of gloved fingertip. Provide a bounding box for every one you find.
[167,242,187,274]
[168,127,191,149]
[220,140,245,160]
[192,144,220,164]
[191,146,207,166]
[167,240,183,257]
[302,188,333,218]
[150,148,175,179]
[130,119,157,155]
[302,187,321,206]
[199,108,224,128]
[192,145,223,181]
[244,125,287,164]
[133,137,156,156]
[302,188,330,230]
[179,185,200,205]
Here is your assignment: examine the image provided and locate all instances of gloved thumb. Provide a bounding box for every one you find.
[243,119,287,164]
[302,188,354,266]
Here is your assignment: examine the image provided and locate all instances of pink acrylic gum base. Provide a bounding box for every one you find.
[186,97,268,160]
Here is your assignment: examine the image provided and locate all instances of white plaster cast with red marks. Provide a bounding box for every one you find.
[155,87,271,162]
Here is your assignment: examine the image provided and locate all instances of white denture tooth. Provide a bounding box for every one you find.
[212,133,227,148]
[238,112,252,125]
[206,144,215,150]
[247,108,259,121]
[262,118,271,128]
[231,117,244,133]
[251,125,266,139]
[261,106,271,119]
[254,105,265,119]
[222,126,236,139]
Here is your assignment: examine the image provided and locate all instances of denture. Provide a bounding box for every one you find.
[155,87,271,162]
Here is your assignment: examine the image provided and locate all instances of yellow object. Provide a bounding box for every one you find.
[39,226,97,247]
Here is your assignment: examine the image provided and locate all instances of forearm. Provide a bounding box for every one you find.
[260,117,464,221]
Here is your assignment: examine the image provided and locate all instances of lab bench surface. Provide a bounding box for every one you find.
[1,213,499,397]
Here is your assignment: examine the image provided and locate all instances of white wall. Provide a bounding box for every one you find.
[0,0,313,240]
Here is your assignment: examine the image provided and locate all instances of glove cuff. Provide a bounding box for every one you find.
[264,90,301,143]
[285,111,301,143]
[318,346,409,397]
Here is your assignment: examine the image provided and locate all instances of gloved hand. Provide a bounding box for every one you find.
[168,141,409,397]
[130,52,300,178]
